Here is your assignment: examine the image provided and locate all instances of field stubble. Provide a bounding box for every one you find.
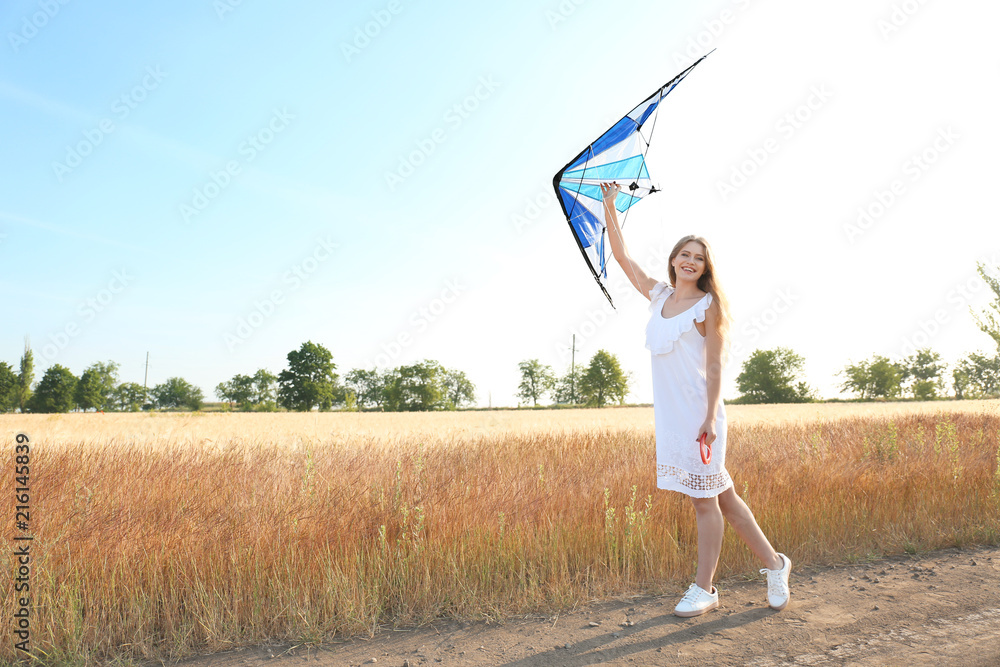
[1,401,999,665]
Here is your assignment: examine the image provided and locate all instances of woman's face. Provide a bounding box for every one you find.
[673,241,707,283]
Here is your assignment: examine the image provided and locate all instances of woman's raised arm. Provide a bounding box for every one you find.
[601,182,659,300]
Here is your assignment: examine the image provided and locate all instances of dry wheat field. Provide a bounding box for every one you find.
[2,400,999,666]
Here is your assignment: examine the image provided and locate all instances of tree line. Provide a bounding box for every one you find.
[0,348,209,413]
[0,338,632,413]
[511,344,1000,407]
[729,345,999,404]
[4,262,998,411]
[0,341,477,414]
[217,342,478,412]
[515,351,631,407]
[4,339,997,414]
[728,262,1000,403]
[517,261,1000,406]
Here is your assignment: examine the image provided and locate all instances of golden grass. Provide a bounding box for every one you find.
[7,398,997,448]
[1,401,998,666]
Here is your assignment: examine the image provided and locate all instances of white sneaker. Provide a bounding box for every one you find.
[673,583,719,618]
[761,553,791,610]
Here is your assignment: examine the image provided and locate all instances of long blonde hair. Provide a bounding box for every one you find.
[667,235,732,348]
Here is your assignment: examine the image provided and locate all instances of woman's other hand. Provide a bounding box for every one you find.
[699,418,717,446]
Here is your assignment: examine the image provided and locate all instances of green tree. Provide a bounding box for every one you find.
[952,365,971,400]
[553,365,584,405]
[216,374,255,410]
[251,369,278,410]
[903,348,946,400]
[29,365,78,413]
[735,347,814,403]
[972,262,1000,351]
[517,359,556,406]
[442,368,476,409]
[18,341,34,413]
[579,350,630,408]
[75,371,104,411]
[839,355,903,400]
[0,362,19,412]
[74,361,120,411]
[839,360,871,400]
[911,379,939,401]
[384,360,446,411]
[231,374,255,407]
[215,380,234,408]
[277,341,338,411]
[152,377,204,410]
[113,382,147,411]
[869,356,904,398]
[344,368,389,410]
[954,352,1000,398]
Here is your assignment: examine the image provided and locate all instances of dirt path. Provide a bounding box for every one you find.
[169,545,1000,667]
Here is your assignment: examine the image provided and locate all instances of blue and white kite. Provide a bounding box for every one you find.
[553,52,713,307]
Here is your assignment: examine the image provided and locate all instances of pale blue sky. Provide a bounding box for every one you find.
[2,0,998,406]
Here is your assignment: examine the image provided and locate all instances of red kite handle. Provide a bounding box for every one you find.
[699,433,712,465]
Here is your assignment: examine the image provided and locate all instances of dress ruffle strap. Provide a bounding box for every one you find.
[645,284,713,355]
[691,293,712,323]
[647,281,673,312]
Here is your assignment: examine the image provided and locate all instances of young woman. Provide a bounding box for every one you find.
[599,181,791,617]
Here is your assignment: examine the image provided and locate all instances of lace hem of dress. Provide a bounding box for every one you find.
[645,283,712,355]
[656,464,732,495]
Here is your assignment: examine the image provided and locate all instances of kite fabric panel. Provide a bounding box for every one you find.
[552,52,712,308]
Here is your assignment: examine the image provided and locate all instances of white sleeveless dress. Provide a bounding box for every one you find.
[646,282,733,498]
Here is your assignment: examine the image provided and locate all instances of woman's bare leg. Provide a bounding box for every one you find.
[717,486,782,570]
[689,496,724,590]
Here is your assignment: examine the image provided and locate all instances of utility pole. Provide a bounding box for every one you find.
[570,334,576,405]
[143,351,149,391]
